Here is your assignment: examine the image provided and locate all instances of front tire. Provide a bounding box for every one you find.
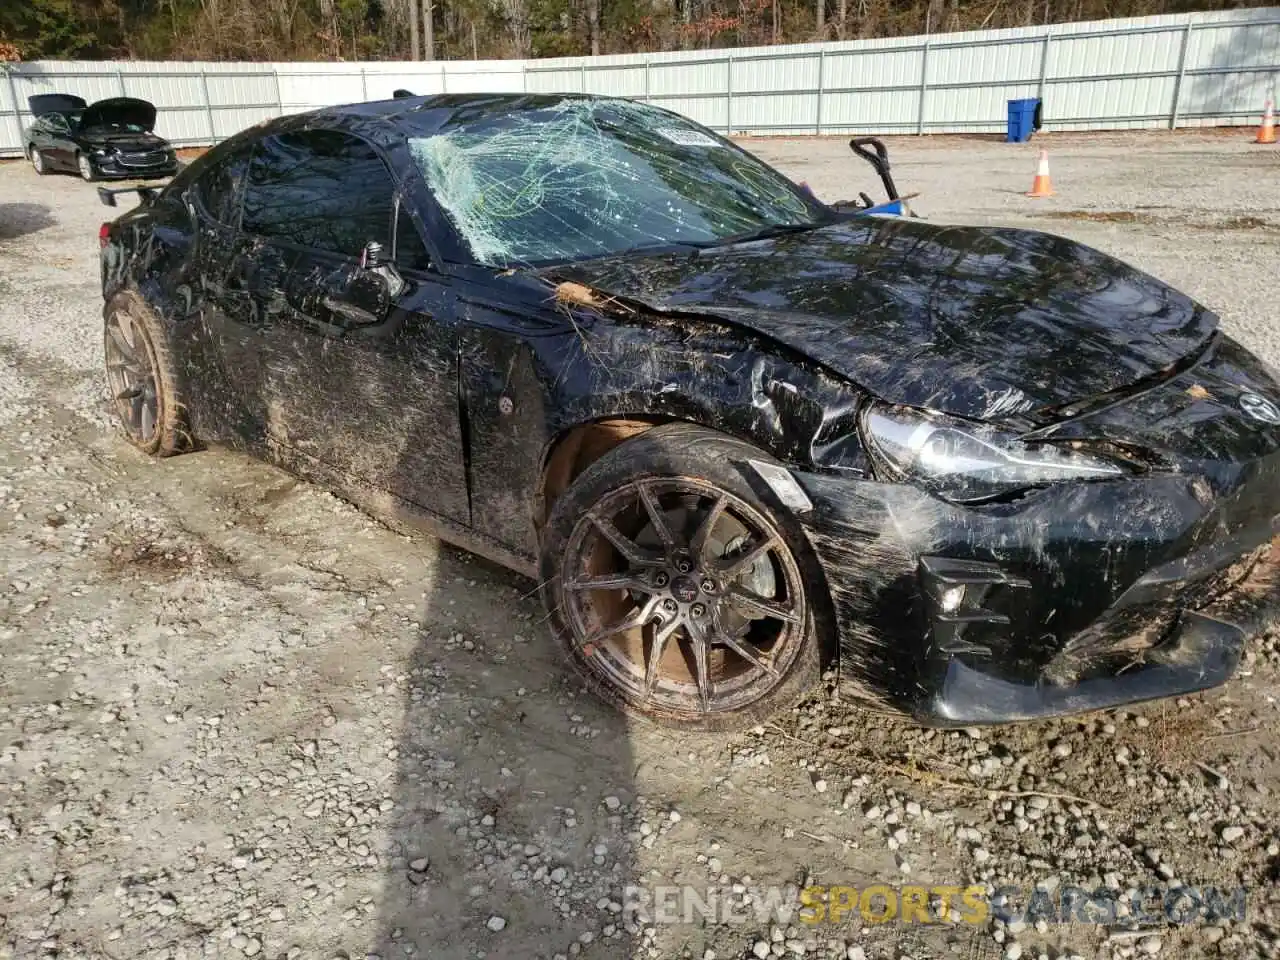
[29,145,48,175]
[540,423,827,732]
[104,292,196,456]
[77,152,97,182]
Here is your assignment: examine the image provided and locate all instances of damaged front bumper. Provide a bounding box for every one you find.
[793,458,1280,726]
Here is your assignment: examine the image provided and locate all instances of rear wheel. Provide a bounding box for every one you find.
[104,292,195,456]
[540,424,826,731]
[29,145,47,175]
[77,153,96,182]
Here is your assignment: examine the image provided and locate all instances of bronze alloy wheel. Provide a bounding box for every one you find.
[559,477,808,718]
[102,291,196,458]
[105,307,162,447]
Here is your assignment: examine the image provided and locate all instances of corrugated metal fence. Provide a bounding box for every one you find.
[2,7,1278,157]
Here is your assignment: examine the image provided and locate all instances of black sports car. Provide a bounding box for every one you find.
[25,93,178,182]
[98,93,1279,730]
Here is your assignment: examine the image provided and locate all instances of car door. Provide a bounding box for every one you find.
[45,114,77,169]
[205,127,471,526]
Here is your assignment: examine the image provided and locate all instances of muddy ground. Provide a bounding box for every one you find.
[1,130,1279,960]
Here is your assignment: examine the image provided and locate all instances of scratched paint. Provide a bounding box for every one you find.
[98,93,1280,727]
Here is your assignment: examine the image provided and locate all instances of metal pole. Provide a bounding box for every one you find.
[441,66,448,94]
[199,70,216,144]
[815,50,826,134]
[522,62,529,94]
[1037,30,1051,104]
[272,68,283,119]
[917,41,930,135]
[4,68,24,154]
[116,69,127,97]
[1169,21,1194,130]
[360,67,368,101]
[643,59,650,102]
[581,62,587,94]
[726,55,734,135]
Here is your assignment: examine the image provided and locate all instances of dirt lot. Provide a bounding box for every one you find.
[1,131,1279,960]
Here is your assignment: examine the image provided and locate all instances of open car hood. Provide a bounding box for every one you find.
[553,217,1219,422]
[79,97,157,132]
[28,93,87,117]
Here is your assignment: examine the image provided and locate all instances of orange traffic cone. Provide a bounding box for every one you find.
[1257,98,1276,144]
[1027,148,1054,197]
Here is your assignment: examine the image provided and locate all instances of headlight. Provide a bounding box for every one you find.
[93,147,110,156]
[862,402,1129,503]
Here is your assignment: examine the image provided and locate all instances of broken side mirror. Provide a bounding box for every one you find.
[358,239,406,300]
[360,239,391,270]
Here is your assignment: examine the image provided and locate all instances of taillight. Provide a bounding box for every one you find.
[99,223,110,248]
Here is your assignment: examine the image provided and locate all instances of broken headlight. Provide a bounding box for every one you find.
[862,402,1129,503]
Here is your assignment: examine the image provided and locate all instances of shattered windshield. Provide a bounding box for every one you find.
[408,99,829,266]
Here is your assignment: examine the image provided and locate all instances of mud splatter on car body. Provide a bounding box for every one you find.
[100,93,1280,725]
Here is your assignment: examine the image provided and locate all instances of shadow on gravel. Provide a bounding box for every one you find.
[0,202,56,241]
[193,258,642,959]
[369,549,639,960]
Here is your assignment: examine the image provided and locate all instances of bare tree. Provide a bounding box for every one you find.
[423,0,434,59]
[587,0,601,55]
[498,0,531,57]
[410,0,420,59]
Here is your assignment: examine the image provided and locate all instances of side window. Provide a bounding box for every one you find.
[394,200,431,271]
[195,147,251,226]
[241,129,395,258]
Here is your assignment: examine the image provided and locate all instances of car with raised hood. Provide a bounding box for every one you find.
[25,93,178,182]
[97,93,1279,731]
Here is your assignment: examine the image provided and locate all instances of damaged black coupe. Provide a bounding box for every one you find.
[99,94,1280,730]
[26,93,178,181]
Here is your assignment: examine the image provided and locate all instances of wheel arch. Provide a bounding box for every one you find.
[534,413,841,670]
[535,411,804,535]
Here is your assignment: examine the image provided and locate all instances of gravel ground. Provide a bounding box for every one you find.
[1,130,1279,960]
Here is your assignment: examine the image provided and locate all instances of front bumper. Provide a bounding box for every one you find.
[794,455,1280,725]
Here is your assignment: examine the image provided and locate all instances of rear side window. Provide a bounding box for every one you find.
[195,147,251,226]
[241,129,396,258]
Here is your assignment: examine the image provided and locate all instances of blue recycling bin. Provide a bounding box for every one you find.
[1007,98,1042,143]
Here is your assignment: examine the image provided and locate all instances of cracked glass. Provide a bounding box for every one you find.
[408,98,829,267]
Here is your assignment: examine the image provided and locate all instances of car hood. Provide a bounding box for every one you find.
[553,217,1218,422]
[28,93,88,117]
[79,97,157,133]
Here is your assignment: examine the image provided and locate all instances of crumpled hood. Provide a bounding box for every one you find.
[79,97,157,133]
[554,217,1218,421]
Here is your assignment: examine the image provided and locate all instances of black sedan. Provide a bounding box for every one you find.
[26,94,178,182]
[98,93,1280,730]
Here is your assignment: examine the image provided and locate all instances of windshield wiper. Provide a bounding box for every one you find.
[692,220,826,253]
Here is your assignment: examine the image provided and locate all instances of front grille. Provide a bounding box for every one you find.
[117,150,167,167]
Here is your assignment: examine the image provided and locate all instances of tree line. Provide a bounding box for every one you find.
[1,0,1268,64]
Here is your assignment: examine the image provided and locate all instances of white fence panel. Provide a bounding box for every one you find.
[2,8,1277,157]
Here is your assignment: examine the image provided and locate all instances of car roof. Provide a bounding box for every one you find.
[298,92,639,137]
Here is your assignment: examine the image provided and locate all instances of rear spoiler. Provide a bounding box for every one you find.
[97,184,165,208]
